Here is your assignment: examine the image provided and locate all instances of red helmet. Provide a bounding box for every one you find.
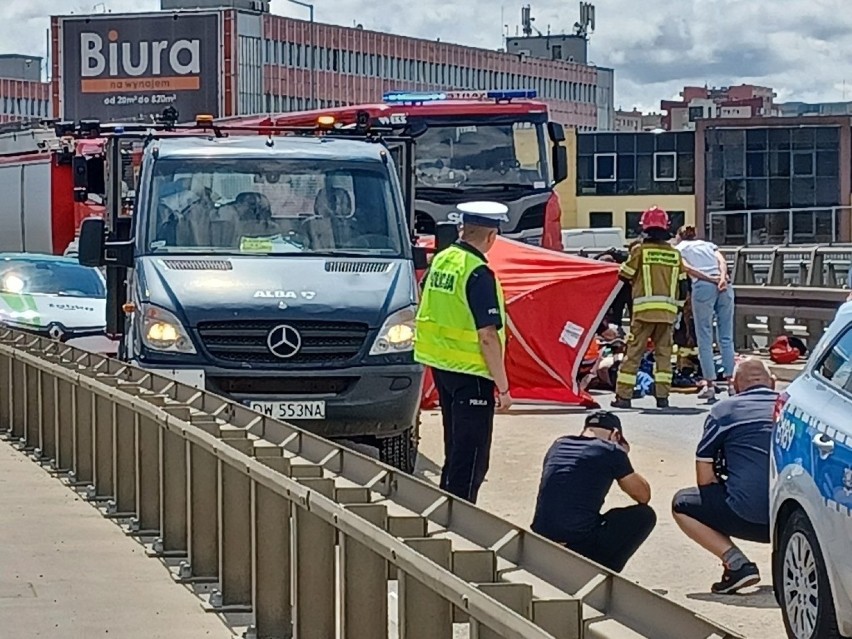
[640,206,669,231]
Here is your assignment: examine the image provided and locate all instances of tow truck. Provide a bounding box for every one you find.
[76,112,429,472]
[226,89,569,249]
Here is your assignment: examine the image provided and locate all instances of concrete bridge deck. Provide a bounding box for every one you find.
[0,442,233,639]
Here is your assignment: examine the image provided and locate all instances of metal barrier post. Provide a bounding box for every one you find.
[251,448,293,639]
[158,417,188,555]
[54,378,74,472]
[0,352,10,432]
[38,372,57,462]
[215,434,254,610]
[24,363,39,449]
[135,415,161,535]
[112,405,136,516]
[186,437,219,581]
[91,395,115,500]
[71,386,94,486]
[399,538,454,639]
[293,477,336,639]
[341,503,389,639]
[472,583,534,639]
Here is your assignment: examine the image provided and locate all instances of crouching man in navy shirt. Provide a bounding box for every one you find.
[672,357,776,594]
[531,411,656,572]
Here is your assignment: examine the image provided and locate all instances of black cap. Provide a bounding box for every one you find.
[585,411,627,444]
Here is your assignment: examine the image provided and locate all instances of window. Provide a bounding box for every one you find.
[589,212,613,228]
[625,211,643,239]
[654,152,677,181]
[817,327,852,393]
[792,151,815,177]
[594,154,616,182]
[688,106,704,122]
[668,210,686,232]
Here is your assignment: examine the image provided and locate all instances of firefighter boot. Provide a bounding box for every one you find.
[611,397,632,409]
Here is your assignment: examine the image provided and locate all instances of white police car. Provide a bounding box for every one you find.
[772,301,852,639]
[0,253,106,341]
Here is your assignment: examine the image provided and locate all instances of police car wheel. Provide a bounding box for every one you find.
[779,510,841,639]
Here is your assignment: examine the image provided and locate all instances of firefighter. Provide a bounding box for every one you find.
[611,207,688,410]
[414,201,512,504]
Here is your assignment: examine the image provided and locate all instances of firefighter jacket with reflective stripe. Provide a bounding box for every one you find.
[619,241,687,324]
[414,244,506,379]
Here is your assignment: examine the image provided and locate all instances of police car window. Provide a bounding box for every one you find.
[0,260,105,299]
[816,326,852,393]
[146,158,403,256]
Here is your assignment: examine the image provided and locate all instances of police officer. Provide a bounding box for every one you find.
[612,206,688,410]
[414,201,512,504]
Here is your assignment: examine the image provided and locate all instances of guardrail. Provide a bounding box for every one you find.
[564,245,852,289]
[0,329,740,639]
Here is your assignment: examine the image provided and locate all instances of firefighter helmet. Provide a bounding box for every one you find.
[640,206,669,231]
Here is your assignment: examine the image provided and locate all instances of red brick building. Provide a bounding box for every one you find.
[0,55,50,125]
[260,15,605,129]
[661,84,777,131]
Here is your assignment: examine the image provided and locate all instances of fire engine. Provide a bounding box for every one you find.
[0,120,145,257]
[225,89,569,250]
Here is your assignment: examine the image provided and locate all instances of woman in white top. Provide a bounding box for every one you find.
[674,226,735,399]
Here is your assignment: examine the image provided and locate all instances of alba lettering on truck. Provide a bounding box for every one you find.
[81,30,200,77]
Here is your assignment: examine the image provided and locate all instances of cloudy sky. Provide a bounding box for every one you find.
[5,0,852,112]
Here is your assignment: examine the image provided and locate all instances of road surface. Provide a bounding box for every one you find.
[415,389,784,639]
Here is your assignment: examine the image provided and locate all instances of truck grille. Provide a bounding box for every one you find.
[196,320,369,366]
[207,376,354,396]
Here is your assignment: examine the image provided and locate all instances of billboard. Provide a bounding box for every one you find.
[58,12,220,122]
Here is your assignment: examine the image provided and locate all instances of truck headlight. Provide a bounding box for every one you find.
[140,304,196,354]
[369,306,415,355]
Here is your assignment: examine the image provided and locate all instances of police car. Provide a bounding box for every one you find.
[0,253,106,341]
[772,301,852,639]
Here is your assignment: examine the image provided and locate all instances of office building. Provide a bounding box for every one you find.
[0,55,50,125]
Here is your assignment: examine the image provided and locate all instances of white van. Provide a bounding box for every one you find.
[561,227,626,252]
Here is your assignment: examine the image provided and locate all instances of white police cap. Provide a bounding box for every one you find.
[457,201,510,228]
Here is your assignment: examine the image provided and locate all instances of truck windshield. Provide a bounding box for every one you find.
[146,158,405,256]
[414,121,548,190]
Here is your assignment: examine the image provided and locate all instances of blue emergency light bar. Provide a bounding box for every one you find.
[382,89,537,104]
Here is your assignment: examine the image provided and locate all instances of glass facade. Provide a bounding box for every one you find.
[705,126,842,244]
[576,131,695,196]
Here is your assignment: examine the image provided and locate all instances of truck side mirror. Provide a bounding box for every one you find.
[547,122,566,143]
[552,144,569,184]
[412,245,429,270]
[78,217,106,267]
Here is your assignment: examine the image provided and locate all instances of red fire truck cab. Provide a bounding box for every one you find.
[226,89,568,250]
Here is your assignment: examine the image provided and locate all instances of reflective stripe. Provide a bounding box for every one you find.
[669,264,678,301]
[617,371,637,386]
[642,264,652,298]
[655,371,673,383]
[634,302,679,314]
[643,248,681,267]
[620,264,636,278]
[414,244,506,378]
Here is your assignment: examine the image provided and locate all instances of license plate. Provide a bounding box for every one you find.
[248,401,326,420]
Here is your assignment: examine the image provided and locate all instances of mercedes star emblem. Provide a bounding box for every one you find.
[267,324,302,359]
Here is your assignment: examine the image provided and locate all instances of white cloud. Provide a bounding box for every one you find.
[6,0,852,113]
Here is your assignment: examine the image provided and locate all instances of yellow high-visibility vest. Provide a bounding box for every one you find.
[414,244,506,379]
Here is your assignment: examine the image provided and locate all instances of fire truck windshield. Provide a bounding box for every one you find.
[414,121,548,191]
[144,158,405,257]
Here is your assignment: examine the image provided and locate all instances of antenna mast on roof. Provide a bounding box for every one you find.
[573,2,596,39]
[521,5,542,37]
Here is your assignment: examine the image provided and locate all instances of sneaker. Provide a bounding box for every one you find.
[611,397,632,409]
[656,398,670,409]
[711,563,760,594]
[697,385,716,400]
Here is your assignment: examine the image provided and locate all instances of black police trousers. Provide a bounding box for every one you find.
[433,369,495,504]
